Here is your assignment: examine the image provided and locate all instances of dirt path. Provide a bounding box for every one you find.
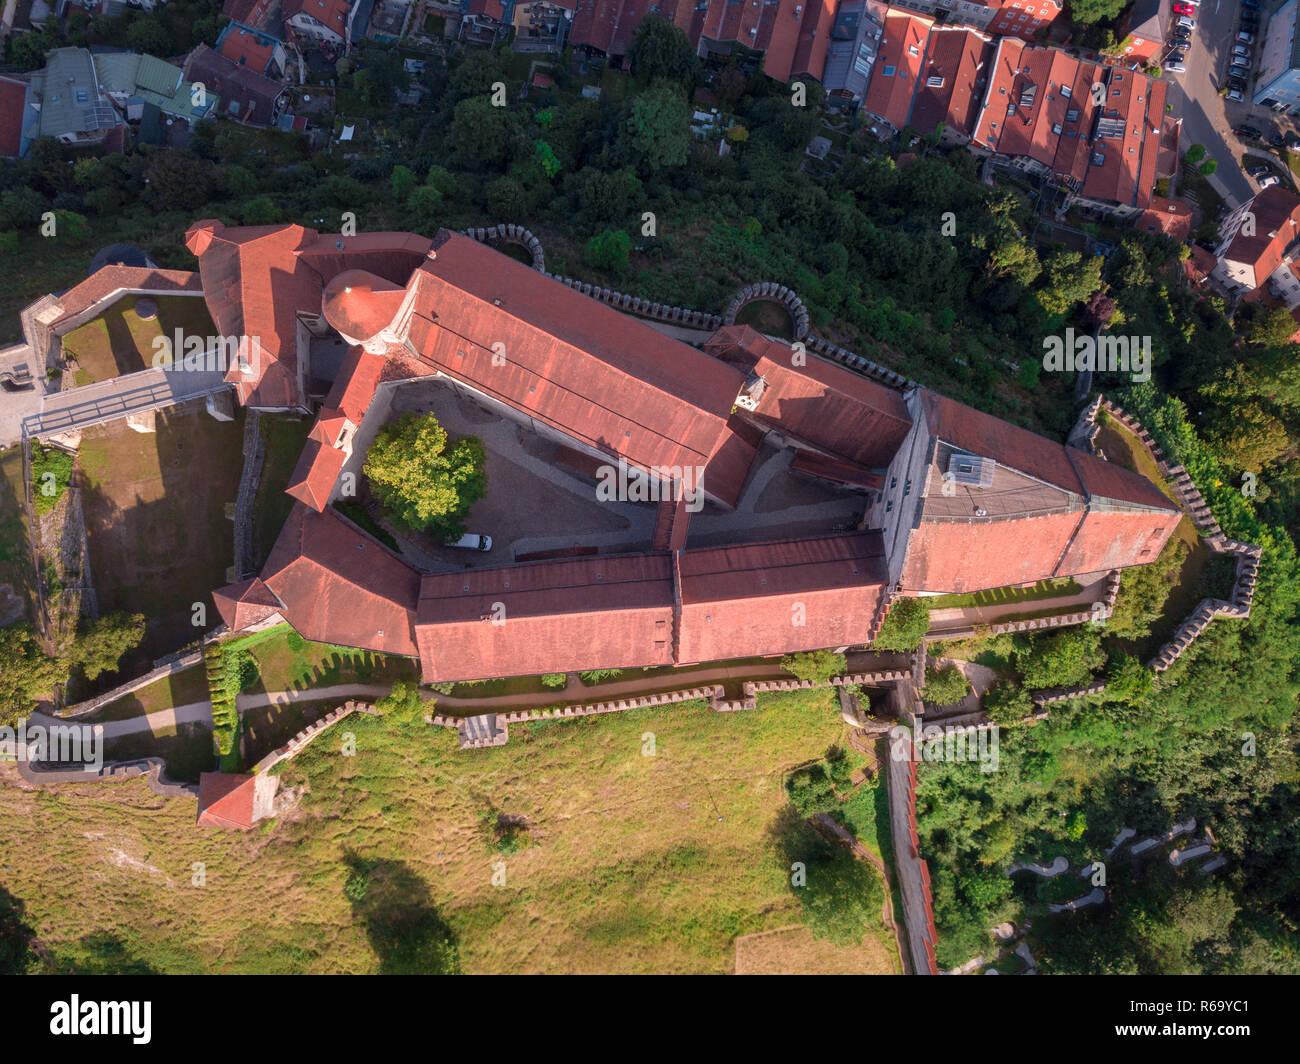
[29,702,212,740]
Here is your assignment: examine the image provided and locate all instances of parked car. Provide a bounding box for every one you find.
[1167,51,1187,65]
[1238,31,1255,42]
[1242,0,1260,9]
[1173,1,1194,12]
[1227,89,1246,101]
[1229,76,1248,91]
[1259,174,1280,188]
[1236,124,1264,138]
[1269,132,1287,148]
[1233,44,1252,58]
[1172,27,1192,40]
[1166,61,1188,73]
[1177,15,1197,28]
[1230,65,1252,79]
[1248,165,1271,178]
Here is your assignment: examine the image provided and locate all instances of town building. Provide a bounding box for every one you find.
[26,48,121,148]
[1115,0,1168,67]
[283,0,354,45]
[1211,186,1300,296]
[1253,0,1300,114]
[183,44,289,127]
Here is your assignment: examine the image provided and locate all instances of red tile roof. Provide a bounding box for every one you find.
[707,325,911,469]
[197,772,257,829]
[220,26,277,74]
[407,230,747,475]
[1136,195,1193,243]
[863,12,933,130]
[909,28,994,137]
[284,0,351,31]
[416,553,676,682]
[285,438,347,511]
[1219,187,1300,289]
[322,269,406,344]
[52,266,202,330]
[212,577,282,630]
[0,76,27,158]
[676,531,887,664]
[263,504,420,657]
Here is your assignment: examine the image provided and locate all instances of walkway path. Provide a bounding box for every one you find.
[29,702,213,741]
[23,367,230,439]
[886,739,936,975]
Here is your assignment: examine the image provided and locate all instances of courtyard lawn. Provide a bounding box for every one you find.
[240,626,419,698]
[251,415,312,567]
[78,400,246,671]
[922,577,1083,611]
[61,295,216,385]
[0,688,896,974]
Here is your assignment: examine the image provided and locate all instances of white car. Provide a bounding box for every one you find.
[1166,62,1187,73]
[1177,15,1197,28]
[1258,174,1280,188]
[1238,31,1255,43]
[1227,89,1246,101]
[449,533,493,551]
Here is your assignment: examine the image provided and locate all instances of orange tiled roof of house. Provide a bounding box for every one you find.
[1136,196,1193,243]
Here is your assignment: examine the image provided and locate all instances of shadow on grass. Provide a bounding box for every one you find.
[48,931,160,975]
[342,854,461,974]
[766,804,882,947]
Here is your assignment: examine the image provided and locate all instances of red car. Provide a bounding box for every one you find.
[1173,1,1194,13]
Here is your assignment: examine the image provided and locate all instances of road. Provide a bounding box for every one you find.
[1163,0,1256,206]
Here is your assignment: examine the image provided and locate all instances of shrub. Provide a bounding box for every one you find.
[579,669,623,684]
[872,597,930,651]
[780,649,847,684]
[921,664,971,706]
[983,680,1034,724]
[541,673,567,689]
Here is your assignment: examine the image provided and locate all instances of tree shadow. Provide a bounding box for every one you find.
[46,931,160,975]
[0,884,35,974]
[342,854,461,975]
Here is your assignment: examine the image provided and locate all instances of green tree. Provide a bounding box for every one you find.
[72,612,146,682]
[623,80,691,171]
[780,649,847,684]
[583,229,631,276]
[1015,627,1107,690]
[362,413,487,539]
[391,164,418,201]
[0,625,67,723]
[627,15,700,88]
[983,680,1033,724]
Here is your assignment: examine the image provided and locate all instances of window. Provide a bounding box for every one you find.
[1060,84,1071,98]
[1053,122,1062,134]
[1066,107,1079,120]
[908,44,919,56]
[882,64,896,76]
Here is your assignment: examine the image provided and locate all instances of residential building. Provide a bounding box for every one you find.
[823,0,890,107]
[1211,186,1300,296]
[1253,0,1300,114]
[183,44,289,127]
[27,48,121,148]
[217,22,290,79]
[885,0,1062,40]
[93,52,217,128]
[1135,195,1193,243]
[0,76,31,158]
[283,0,353,44]
[1115,0,1168,67]
[969,37,1174,217]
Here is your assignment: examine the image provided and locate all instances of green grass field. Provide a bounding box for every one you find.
[0,689,897,974]
[0,445,35,625]
[61,295,216,384]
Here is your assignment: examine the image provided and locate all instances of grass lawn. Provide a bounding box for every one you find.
[100,722,215,784]
[251,415,312,567]
[78,401,246,672]
[923,577,1083,611]
[735,299,795,340]
[82,665,210,724]
[1094,409,1181,507]
[0,445,36,625]
[0,688,896,973]
[61,295,215,384]
[242,626,418,698]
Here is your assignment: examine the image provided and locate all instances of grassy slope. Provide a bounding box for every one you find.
[0,689,896,974]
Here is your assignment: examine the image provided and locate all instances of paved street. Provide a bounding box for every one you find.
[1163,0,1258,206]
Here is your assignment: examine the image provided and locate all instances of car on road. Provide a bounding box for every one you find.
[449,533,493,551]
[1227,89,1246,101]
[1258,174,1280,188]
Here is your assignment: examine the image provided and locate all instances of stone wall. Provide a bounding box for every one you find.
[721,281,811,340]
[250,699,378,774]
[462,223,546,271]
[16,754,198,798]
[231,409,264,581]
